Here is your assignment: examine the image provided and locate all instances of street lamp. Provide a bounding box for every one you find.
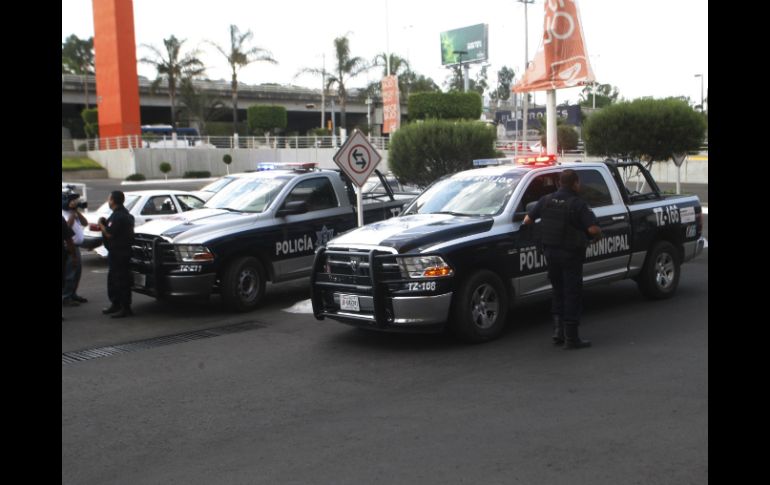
[365,96,372,135]
[452,50,469,92]
[517,0,535,142]
[694,74,704,112]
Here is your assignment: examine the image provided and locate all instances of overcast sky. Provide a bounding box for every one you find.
[62,0,708,106]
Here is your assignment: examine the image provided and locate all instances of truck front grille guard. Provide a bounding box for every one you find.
[311,247,394,325]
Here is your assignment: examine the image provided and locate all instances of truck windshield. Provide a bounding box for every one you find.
[403,172,524,216]
[204,177,289,213]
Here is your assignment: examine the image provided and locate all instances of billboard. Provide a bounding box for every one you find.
[440,24,488,66]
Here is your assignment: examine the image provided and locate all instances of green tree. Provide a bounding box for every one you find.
[443,64,488,95]
[208,25,277,135]
[489,66,515,102]
[178,78,227,135]
[81,108,98,138]
[159,161,172,180]
[583,97,706,164]
[247,105,287,135]
[535,114,578,151]
[389,120,498,186]
[360,52,411,102]
[579,83,620,109]
[62,34,95,108]
[141,36,205,130]
[327,36,369,130]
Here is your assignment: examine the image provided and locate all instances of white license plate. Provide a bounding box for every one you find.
[133,272,146,287]
[339,294,360,312]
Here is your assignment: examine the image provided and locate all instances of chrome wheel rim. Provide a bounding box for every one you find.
[470,283,500,329]
[654,253,675,290]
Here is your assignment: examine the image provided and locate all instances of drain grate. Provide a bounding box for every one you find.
[62,321,263,365]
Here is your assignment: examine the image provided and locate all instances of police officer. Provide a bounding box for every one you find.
[61,192,89,306]
[98,191,135,318]
[523,169,601,349]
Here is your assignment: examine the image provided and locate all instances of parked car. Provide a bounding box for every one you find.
[81,190,206,252]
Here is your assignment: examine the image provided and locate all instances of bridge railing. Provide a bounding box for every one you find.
[71,135,391,152]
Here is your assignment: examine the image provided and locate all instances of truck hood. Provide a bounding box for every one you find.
[328,213,494,253]
[135,208,262,242]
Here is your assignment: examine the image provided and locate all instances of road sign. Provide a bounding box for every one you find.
[333,129,382,187]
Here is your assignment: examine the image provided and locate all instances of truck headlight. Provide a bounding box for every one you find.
[174,245,214,262]
[397,256,453,278]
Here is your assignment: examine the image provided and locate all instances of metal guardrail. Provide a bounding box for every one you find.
[67,135,391,151]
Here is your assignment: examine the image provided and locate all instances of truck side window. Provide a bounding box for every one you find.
[517,173,559,212]
[577,169,613,207]
[285,178,339,212]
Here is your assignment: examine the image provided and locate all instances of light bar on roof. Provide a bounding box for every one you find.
[472,158,513,167]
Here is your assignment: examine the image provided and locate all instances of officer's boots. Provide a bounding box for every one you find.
[563,322,591,349]
[111,305,134,319]
[552,315,565,345]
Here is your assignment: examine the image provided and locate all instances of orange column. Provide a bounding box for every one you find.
[92,0,141,144]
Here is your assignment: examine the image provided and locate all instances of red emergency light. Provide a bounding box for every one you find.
[516,154,558,167]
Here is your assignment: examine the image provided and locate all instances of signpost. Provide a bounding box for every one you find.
[333,129,382,227]
[672,152,688,194]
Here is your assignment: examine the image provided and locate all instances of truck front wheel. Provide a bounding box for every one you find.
[221,256,267,312]
[450,270,509,343]
[637,241,681,299]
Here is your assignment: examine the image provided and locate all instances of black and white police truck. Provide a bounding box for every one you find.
[129,164,415,311]
[310,157,706,342]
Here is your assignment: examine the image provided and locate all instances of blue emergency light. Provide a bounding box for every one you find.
[472,158,513,167]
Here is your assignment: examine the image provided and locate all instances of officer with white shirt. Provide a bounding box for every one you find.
[61,192,88,306]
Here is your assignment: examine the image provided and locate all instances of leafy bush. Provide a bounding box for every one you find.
[159,162,172,173]
[583,97,706,162]
[183,171,211,178]
[388,119,497,187]
[222,154,232,165]
[247,106,287,135]
[540,125,580,152]
[81,108,99,138]
[408,92,482,121]
[77,143,88,152]
[125,173,146,181]
[309,128,331,136]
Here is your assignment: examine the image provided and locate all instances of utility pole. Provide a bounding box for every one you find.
[518,0,534,142]
[694,73,704,112]
[321,53,326,129]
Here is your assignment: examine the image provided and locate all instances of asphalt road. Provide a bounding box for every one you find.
[62,241,708,484]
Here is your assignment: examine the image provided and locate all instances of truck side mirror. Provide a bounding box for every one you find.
[277,200,308,217]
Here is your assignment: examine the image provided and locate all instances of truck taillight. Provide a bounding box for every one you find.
[89,223,100,231]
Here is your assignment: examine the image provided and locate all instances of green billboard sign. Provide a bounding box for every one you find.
[440,24,488,66]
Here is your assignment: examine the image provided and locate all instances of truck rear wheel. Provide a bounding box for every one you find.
[637,241,681,299]
[451,270,508,343]
[221,256,267,312]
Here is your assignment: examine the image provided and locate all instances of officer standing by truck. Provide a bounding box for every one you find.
[523,169,601,349]
[98,191,135,318]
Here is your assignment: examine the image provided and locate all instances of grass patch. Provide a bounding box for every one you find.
[62,158,104,171]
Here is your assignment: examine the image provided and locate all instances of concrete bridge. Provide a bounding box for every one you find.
[62,74,404,135]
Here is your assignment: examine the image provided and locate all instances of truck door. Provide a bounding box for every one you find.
[272,176,353,281]
[575,168,632,283]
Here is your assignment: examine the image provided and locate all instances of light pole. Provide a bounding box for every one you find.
[452,50,469,92]
[694,74,704,112]
[365,96,372,135]
[518,0,535,141]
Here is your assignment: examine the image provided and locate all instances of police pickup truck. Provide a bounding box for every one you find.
[310,157,706,343]
[130,164,415,311]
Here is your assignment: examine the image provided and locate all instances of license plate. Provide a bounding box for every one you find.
[339,294,360,312]
[133,272,146,287]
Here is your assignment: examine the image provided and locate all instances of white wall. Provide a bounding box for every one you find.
[88,147,392,179]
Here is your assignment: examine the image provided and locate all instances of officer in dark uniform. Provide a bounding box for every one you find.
[523,169,601,349]
[98,191,135,318]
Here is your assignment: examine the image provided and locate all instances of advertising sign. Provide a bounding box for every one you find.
[382,75,400,134]
[440,24,488,66]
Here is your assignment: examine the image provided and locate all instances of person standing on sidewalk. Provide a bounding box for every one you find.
[62,192,88,306]
[98,191,135,318]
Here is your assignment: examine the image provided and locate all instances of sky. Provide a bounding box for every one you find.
[62,0,708,107]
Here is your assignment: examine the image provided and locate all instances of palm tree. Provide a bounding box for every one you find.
[367,53,412,101]
[178,78,227,135]
[208,25,277,134]
[325,36,370,130]
[61,34,95,108]
[140,36,205,130]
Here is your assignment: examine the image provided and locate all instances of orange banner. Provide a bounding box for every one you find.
[513,0,595,93]
[382,75,400,133]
